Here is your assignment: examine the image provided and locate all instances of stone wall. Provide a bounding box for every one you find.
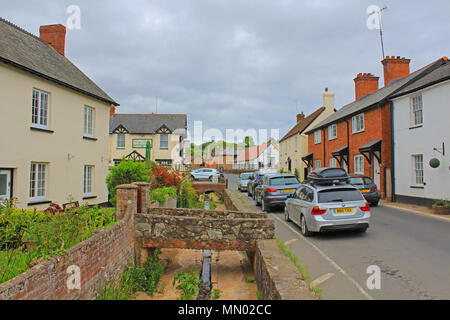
[192,182,227,194]
[0,184,137,300]
[223,189,251,212]
[250,240,316,300]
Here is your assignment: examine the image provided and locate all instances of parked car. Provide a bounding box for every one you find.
[254,174,301,212]
[247,169,278,199]
[238,172,253,192]
[191,168,222,181]
[285,168,371,236]
[348,175,380,206]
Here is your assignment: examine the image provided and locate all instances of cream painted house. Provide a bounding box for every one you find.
[109,113,187,169]
[279,89,335,180]
[0,19,118,209]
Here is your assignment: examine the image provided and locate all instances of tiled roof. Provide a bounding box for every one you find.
[280,107,326,142]
[306,57,448,133]
[236,143,276,162]
[110,114,187,134]
[0,17,118,105]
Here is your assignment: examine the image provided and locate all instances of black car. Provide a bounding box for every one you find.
[348,175,380,206]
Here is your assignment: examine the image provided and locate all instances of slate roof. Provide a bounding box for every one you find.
[279,107,326,142]
[306,57,449,133]
[110,114,187,135]
[0,17,118,106]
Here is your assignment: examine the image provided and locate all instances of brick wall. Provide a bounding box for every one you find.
[0,184,137,300]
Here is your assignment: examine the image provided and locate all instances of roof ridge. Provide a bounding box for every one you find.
[113,113,186,116]
[0,17,46,44]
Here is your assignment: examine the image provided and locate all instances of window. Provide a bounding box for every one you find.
[328,124,337,140]
[411,95,423,127]
[329,157,337,168]
[314,130,321,144]
[354,155,364,175]
[31,89,49,129]
[315,159,321,169]
[160,134,168,149]
[84,165,94,195]
[117,134,125,149]
[30,163,47,202]
[352,113,365,133]
[318,188,364,203]
[412,155,424,185]
[84,106,95,137]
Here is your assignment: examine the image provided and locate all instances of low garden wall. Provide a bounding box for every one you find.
[0,185,137,300]
[249,240,316,300]
[223,189,251,212]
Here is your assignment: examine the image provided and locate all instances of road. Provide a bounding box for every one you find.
[226,174,450,300]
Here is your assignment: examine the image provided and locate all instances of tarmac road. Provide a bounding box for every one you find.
[226,174,450,300]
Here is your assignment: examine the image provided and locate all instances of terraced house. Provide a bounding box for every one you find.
[0,19,118,209]
[109,111,187,169]
[305,56,449,200]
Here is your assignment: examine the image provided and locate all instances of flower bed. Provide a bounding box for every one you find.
[0,205,116,284]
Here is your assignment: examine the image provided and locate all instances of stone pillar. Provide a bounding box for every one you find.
[116,184,138,221]
[132,182,150,213]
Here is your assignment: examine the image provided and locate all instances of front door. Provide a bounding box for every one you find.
[373,154,381,189]
[0,170,11,201]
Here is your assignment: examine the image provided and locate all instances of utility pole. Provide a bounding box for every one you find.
[377,6,388,60]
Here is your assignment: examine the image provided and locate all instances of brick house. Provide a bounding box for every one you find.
[305,56,446,199]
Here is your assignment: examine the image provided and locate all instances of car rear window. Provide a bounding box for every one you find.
[318,188,364,203]
[240,173,252,180]
[349,177,365,185]
[270,176,299,186]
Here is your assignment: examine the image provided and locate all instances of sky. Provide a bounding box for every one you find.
[2,0,450,144]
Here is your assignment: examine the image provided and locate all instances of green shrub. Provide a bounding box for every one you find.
[150,187,178,206]
[106,160,150,205]
[172,267,202,300]
[433,199,450,207]
[177,179,200,209]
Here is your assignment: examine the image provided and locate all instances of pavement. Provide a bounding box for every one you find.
[226,174,450,300]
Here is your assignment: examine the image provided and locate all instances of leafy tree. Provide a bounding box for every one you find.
[244,136,255,148]
[106,160,150,205]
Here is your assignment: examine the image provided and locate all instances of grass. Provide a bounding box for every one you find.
[237,195,246,204]
[256,290,263,300]
[245,277,255,283]
[212,289,221,300]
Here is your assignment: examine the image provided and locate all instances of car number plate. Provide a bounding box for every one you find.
[282,189,294,193]
[333,208,354,215]
[360,189,370,193]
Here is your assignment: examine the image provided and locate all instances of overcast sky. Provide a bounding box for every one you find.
[2,0,450,143]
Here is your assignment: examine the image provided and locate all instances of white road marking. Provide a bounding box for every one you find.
[310,273,335,288]
[272,214,375,300]
[285,239,298,246]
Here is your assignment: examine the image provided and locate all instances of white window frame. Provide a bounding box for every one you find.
[354,155,364,175]
[410,94,423,127]
[315,159,321,169]
[160,134,169,149]
[84,106,95,138]
[31,89,50,129]
[412,154,424,186]
[117,133,125,149]
[29,163,47,202]
[329,157,337,168]
[83,165,94,196]
[314,130,321,144]
[328,124,337,140]
[352,113,365,134]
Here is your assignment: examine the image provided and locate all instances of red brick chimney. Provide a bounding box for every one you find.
[40,24,66,56]
[297,112,305,123]
[110,106,116,117]
[382,56,411,86]
[354,73,379,101]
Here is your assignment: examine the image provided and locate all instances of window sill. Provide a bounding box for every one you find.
[352,130,365,135]
[328,137,337,141]
[83,136,98,141]
[28,200,52,206]
[410,185,425,189]
[82,195,97,200]
[116,147,125,150]
[30,126,54,133]
[409,125,423,130]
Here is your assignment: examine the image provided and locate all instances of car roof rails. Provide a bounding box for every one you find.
[307,168,349,186]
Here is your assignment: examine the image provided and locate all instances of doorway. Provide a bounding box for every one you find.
[0,170,12,201]
[373,154,381,189]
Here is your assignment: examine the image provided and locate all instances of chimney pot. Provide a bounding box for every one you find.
[297,113,305,122]
[110,106,116,117]
[354,73,379,101]
[382,56,411,86]
[40,24,66,56]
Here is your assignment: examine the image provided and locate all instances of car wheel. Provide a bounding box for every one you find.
[355,226,368,233]
[300,215,312,237]
[284,207,290,222]
[371,201,379,207]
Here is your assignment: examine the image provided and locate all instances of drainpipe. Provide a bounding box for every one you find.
[323,128,326,166]
[390,102,396,202]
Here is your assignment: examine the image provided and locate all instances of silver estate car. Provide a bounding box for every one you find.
[285,170,371,236]
[238,172,253,192]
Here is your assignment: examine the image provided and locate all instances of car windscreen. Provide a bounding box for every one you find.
[318,188,364,203]
[269,177,299,186]
[349,177,365,185]
[240,173,252,180]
